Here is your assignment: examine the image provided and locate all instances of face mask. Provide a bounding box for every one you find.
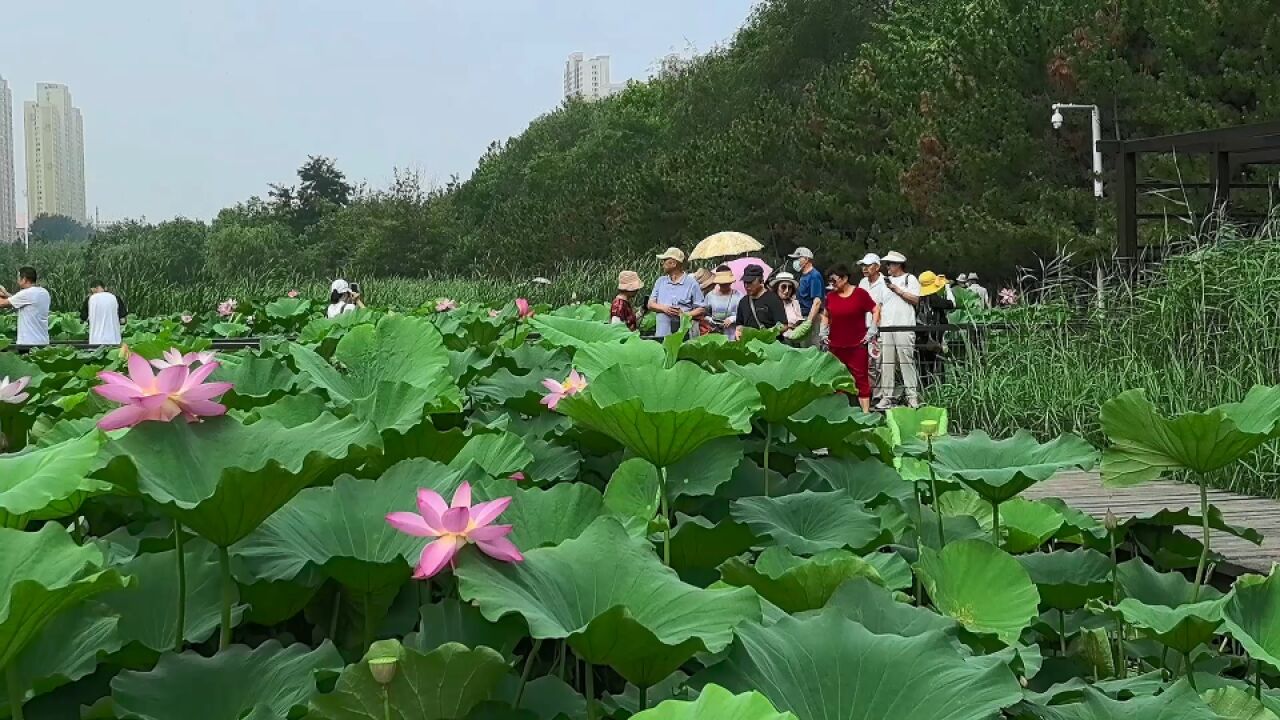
[792,259,805,272]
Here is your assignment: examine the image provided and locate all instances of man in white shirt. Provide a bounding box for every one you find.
[0,266,51,347]
[84,281,125,346]
[875,251,921,409]
[966,273,991,308]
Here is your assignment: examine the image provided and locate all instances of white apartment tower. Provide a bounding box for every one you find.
[564,53,623,102]
[0,77,16,243]
[24,83,87,223]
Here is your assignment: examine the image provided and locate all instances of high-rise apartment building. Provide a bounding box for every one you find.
[0,76,16,244]
[564,53,623,102]
[25,83,87,223]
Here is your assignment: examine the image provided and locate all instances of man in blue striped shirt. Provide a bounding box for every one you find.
[789,247,825,347]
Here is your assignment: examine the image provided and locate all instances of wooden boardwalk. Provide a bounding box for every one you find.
[1026,471,1280,575]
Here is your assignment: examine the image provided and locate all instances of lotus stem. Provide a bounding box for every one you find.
[382,686,391,720]
[174,520,187,653]
[1109,527,1125,678]
[362,592,373,652]
[925,435,944,547]
[639,685,648,711]
[584,662,596,720]
[1191,479,1211,601]
[515,638,543,708]
[556,641,566,681]
[329,587,342,641]
[763,423,773,498]
[1058,611,1067,656]
[1256,659,1263,700]
[1184,652,1197,688]
[659,467,671,566]
[6,663,24,720]
[991,502,1002,546]
[218,545,233,651]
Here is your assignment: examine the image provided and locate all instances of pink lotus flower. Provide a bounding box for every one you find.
[386,482,523,579]
[998,288,1018,306]
[509,472,526,482]
[540,370,587,411]
[515,298,533,319]
[0,376,31,405]
[93,352,234,431]
[287,290,299,298]
[150,349,217,371]
[217,299,238,317]
[436,299,457,312]
[180,314,194,324]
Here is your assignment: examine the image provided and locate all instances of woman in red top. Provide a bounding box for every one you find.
[821,263,881,411]
[610,270,644,331]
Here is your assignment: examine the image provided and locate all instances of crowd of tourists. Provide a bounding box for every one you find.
[0,266,126,349]
[610,247,991,411]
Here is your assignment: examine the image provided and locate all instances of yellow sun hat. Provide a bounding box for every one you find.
[918,271,947,297]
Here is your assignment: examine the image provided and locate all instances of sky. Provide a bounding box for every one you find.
[4,0,759,224]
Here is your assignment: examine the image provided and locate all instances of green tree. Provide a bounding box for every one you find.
[30,214,93,244]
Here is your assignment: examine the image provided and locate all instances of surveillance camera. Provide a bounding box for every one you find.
[1051,110,1064,130]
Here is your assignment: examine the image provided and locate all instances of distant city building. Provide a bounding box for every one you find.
[24,83,87,223]
[564,52,622,102]
[0,76,16,244]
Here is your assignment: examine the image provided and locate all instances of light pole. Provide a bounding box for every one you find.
[1051,102,1103,198]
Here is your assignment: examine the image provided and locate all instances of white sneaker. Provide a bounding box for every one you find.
[874,399,894,411]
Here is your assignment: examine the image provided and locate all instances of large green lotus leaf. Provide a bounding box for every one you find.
[863,551,913,591]
[1118,558,1222,605]
[817,577,957,637]
[99,413,380,547]
[1093,597,1225,654]
[451,431,533,477]
[335,315,461,401]
[785,395,880,453]
[667,514,759,586]
[470,366,568,415]
[1018,549,1113,610]
[0,605,121,714]
[558,362,761,468]
[573,339,665,379]
[731,490,886,556]
[211,354,298,409]
[232,473,422,593]
[455,518,761,687]
[1000,498,1066,553]
[1101,387,1280,486]
[632,684,796,720]
[915,539,1040,645]
[0,431,109,529]
[678,332,769,370]
[725,350,853,423]
[111,640,344,720]
[470,478,606,551]
[348,380,441,437]
[605,458,661,521]
[1202,686,1280,720]
[100,540,244,654]
[530,315,635,348]
[404,599,527,660]
[797,455,914,505]
[665,437,744,501]
[1029,680,1219,720]
[719,547,883,613]
[1223,571,1280,670]
[0,524,130,670]
[931,430,1097,505]
[694,610,1021,720]
[310,642,509,720]
[1124,505,1263,545]
[523,437,581,483]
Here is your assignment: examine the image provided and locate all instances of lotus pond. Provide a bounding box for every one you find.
[3,297,1280,720]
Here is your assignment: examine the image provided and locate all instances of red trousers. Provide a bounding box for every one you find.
[831,344,872,399]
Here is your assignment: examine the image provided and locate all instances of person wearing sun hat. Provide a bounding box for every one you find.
[701,265,744,338]
[916,270,956,383]
[875,250,922,409]
[966,272,991,308]
[735,263,788,336]
[648,247,706,339]
[610,271,645,331]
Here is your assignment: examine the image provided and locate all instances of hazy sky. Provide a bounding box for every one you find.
[5,0,759,223]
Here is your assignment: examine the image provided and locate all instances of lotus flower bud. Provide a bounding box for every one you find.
[1103,509,1119,531]
[918,420,940,438]
[364,640,402,686]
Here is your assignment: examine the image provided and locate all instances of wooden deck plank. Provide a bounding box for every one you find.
[1025,471,1280,574]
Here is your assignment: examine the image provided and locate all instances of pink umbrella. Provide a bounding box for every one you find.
[722,257,774,296]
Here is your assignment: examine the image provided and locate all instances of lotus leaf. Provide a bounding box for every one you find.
[1101,386,1280,486]
[0,607,121,714]
[470,478,606,551]
[99,413,380,547]
[725,350,853,423]
[455,518,761,686]
[310,642,509,719]
[797,455,913,505]
[694,610,1022,720]
[1018,548,1113,610]
[211,354,298,408]
[0,524,130,672]
[1125,505,1263,545]
[1093,596,1225,654]
[667,514,759,586]
[731,490,886,555]
[678,332,769,370]
[719,546,883,612]
[1028,680,1220,720]
[573,339,665,379]
[0,432,109,529]
[785,395,881,452]
[930,430,1098,505]
[915,539,1040,644]
[818,577,957,636]
[1202,686,1279,720]
[1118,557,1221,605]
[1000,498,1067,553]
[523,437,581,483]
[450,430,533,477]
[664,436,744,500]
[530,315,635,348]
[605,458,661,521]
[558,362,761,468]
[111,640,344,720]
[1223,570,1280,670]
[631,684,796,720]
[403,599,527,660]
